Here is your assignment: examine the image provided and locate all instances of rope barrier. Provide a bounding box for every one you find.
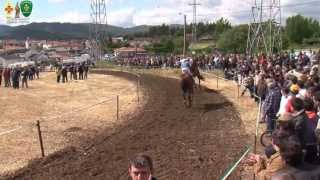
[40,97,115,123]
[220,146,252,180]
[0,126,23,137]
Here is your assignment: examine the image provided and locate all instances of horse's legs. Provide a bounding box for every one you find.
[188,93,193,108]
[183,92,188,107]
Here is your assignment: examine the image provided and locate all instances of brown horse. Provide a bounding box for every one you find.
[190,60,205,89]
[180,73,194,108]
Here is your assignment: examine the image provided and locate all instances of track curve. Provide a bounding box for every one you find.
[5,70,250,180]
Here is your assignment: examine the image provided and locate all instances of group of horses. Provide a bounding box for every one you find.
[180,60,204,108]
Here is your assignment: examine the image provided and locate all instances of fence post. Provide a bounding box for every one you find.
[254,97,262,154]
[117,95,119,121]
[137,79,140,103]
[36,120,45,157]
[216,76,219,89]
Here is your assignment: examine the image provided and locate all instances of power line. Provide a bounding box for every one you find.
[189,0,200,43]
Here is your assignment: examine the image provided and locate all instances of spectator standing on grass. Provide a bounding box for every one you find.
[62,66,68,83]
[3,68,11,87]
[84,63,89,79]
[129,154,157,180]
[21,67,29,88]
[78,64,84,80]
[35,66,40,79]
[69,64,74,81]
[56,66,62,83]
[12,66,21,89]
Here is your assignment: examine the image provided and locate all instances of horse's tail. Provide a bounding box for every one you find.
[198,74,205,81]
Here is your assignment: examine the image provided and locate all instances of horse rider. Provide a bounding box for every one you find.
[180,58,193,77]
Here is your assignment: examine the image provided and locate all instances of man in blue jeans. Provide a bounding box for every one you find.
[262,80,281,131]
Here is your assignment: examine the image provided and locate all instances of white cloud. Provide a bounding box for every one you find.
[34,11,90,23]
[108,8,136,27]
[6,0,318,27]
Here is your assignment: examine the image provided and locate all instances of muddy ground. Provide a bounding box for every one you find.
[0,72,139,174]
[4,70,252,180]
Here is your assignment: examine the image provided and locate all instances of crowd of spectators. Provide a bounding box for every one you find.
[0,65,40,89]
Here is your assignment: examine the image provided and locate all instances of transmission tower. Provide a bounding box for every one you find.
[189,0,200,43]
[90,0,107,61]
[247,0,282,56]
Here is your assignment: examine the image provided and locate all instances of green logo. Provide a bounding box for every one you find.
[20,0,33,17]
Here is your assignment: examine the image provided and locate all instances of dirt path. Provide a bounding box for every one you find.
[5,71,250,180]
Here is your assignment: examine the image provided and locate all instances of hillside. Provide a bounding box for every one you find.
[0,23,150,40]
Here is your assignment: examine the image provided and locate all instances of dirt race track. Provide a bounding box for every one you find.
[4,70,251,180]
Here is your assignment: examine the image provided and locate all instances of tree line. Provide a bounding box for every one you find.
[104,15,320,54]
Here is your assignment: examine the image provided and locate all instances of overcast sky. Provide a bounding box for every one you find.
[0,0,319,27]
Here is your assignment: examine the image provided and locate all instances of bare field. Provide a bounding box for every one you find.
[0,72,140,175]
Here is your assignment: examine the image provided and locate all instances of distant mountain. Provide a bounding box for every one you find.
[0,23,151,40]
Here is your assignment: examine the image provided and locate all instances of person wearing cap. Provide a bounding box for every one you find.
[284,84,300,113]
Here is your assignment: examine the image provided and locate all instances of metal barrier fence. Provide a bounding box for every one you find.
[0,70,142,175]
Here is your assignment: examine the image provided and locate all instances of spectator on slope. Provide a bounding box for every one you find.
[284,84,300,114]
[261,80,281,131]
[129,154,157,180]
[241,75,255,97]
[304,98,318,131]
[245,128,289,180]
[296,80,307,100]
[277,88,290,116]
[288,98,318,165]
[256,74,268,103]
[0,67,2,86]
[271,135,320,180]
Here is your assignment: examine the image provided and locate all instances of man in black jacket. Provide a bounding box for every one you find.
[289,98,319,165]
[129,154,157,180]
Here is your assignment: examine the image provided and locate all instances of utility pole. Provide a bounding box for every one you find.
[189,0,200,43]
[90,0,107,61]
[247,0,282,56]
[183,14,187,57]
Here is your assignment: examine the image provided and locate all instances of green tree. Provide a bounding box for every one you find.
[285,15,320,44]
[217,25,248,53]
[214,18,232,39]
